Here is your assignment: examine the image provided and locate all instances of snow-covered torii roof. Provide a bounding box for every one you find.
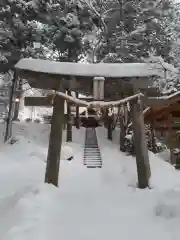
[15,58,162,78]
[15,58,161,97]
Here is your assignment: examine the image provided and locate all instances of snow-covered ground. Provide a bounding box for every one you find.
[0,123,180,239]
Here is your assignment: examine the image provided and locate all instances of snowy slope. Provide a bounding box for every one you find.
[0,124,180,239]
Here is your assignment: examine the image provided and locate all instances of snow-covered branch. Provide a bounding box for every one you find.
[146,55,178,73]
[80,0,107,33]
[114,25,147,44]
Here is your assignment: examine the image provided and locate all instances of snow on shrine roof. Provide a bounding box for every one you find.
[148,91,180,101]
[15,58,162,78]
[147,91,180,106]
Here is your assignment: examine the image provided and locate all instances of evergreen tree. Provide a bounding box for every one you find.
[83,0,173,63]
[0,0,49,72]
[0,0,95,71]
[0,0,175,68]
[169,1,180,67]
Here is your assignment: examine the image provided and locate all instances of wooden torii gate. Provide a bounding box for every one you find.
[12,58,161,188]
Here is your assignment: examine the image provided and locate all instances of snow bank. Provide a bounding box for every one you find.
[96,127,180,191]
[0,124,86,239]
[1,125,180,239]
[1,132,74,162]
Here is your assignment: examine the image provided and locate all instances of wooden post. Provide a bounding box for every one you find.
[4,72,17,142]
[150,109,156,153]
[104,108,108,127]
[75,92,80,129]
[131,97,151,189]
[107,109,113,140]
[104,108,113,140]
[66,90,72,142]
[168,114,174,165]
[45,94,64,187]
[119,105,126,152]
[119,88,126,151]
[13,78,23,120]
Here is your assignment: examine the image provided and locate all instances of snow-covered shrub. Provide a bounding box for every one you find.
[173,149,180,169]
[34,118,41,124]
[124,131,135,155]
[25,118,32,122]
[124,129,167,156]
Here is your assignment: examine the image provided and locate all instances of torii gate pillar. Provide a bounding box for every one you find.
[45,94,64,186]
[66,90,72,142]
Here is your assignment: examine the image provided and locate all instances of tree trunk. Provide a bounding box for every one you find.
[45,94,64,187]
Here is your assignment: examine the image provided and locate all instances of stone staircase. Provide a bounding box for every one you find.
[83,128,102,168]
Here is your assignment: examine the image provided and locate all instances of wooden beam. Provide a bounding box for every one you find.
[79,97,94,101]
[146,98,169,107]
[154,126,180,131]
[168,102,180,108]
[44,94,64,187]
[140,87,160,97]
[151,119,180,127]
[24,96,53,107]
[145,111,180,124]
[146,117,179,124]
[160,104,180,112]
[144,104,180,123]
[79,97,116,102]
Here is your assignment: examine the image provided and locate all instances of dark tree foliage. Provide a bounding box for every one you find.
[0,0,94,71]
[0,0,175,71]
[91,0,173,63]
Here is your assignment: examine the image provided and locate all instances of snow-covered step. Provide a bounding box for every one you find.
[83,128,102,168]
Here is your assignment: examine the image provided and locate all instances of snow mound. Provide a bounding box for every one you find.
[149,151,180,191]
[154,190,180,219]
[3,135,74,162]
